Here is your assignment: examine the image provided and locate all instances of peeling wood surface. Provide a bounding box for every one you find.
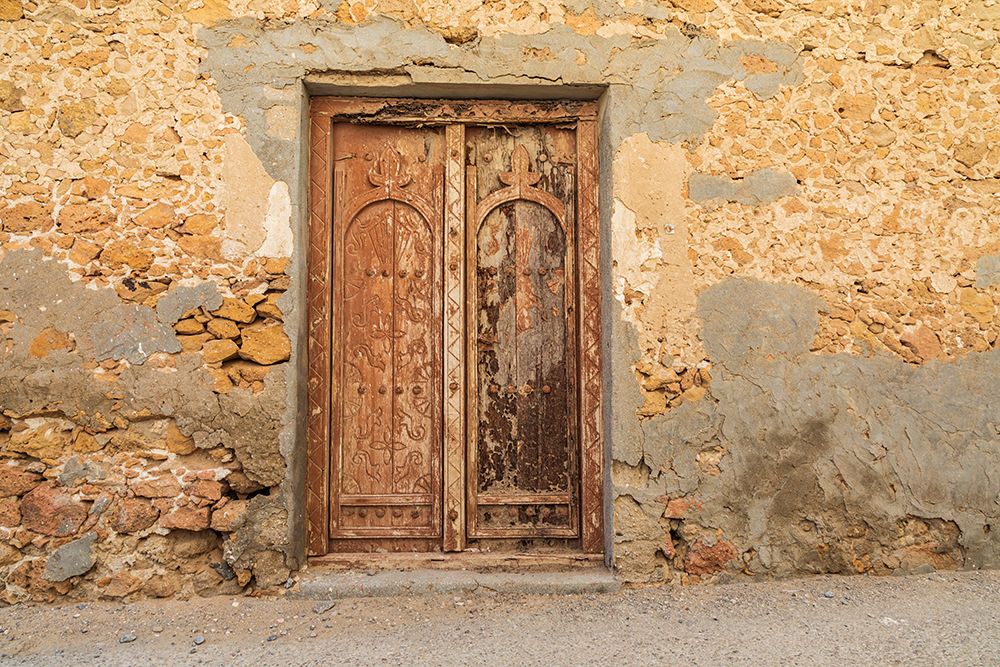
[466,126,580,541]
[576,118,604,554]
[311,98,598,126]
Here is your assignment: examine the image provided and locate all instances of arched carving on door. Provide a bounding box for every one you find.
[341,146,438,227]
[473,145,567,233]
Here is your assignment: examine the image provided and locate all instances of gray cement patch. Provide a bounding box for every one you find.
[0,250,180,365]
[90,307,182,364]
[689,169,799,205]
[156,283,223,324]
[977,254,1000,287]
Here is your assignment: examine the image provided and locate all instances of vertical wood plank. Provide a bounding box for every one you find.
[464,162,480,540]
[443,124,466,552]
[329,125,445,547]
[466,126,580,539]
[306,111,332,556]
[576,118,604,553]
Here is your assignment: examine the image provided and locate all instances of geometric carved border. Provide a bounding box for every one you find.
[306,110,333,556]
[442,123,466,552]
[576,118,604,553]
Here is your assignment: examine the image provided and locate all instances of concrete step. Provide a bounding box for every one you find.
[292,567,619,599]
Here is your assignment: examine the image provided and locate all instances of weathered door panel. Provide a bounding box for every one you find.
[330,123,445,550]
[465,125,580,540]
[308,100,602,557]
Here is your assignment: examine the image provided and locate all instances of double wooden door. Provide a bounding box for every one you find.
[306,99,603,556]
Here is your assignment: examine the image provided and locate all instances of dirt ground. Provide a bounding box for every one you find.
[1,570,998,666]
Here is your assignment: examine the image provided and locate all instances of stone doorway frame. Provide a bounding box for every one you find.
[303,93,607,560]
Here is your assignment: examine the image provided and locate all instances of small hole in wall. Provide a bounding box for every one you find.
[985,524,992,534]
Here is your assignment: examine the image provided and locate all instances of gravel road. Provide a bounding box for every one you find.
[2,570,998,666]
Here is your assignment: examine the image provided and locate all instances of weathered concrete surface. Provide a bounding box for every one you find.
[611,134,693,333]
[0,251,181,365]
[156,284,223,325]
[199,19,804,186]
[295,568,619,599]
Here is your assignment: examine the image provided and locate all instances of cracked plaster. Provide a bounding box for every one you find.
[0,249,288,599]
[0,0,997,596]
[613,279,999,581]
[1,251,181,365]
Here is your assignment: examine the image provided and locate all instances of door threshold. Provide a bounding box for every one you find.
[293,564,618,600]
[308,551,604,572]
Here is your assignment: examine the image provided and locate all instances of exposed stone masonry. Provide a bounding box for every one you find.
[1,0,998,598]
[0,249,293,602]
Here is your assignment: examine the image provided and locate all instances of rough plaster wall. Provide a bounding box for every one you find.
[616,282,999,581]
[0,251,291,601]
[0,0,997,598]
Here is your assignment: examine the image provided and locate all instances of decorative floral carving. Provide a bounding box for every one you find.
[499,145,542,188]
[367,146,412,188]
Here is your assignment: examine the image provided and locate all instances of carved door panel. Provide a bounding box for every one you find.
[329,123,445,551]
[309,99,603,557]
[465,126,580,542]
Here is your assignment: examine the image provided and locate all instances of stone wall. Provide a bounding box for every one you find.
[0,0,997,600]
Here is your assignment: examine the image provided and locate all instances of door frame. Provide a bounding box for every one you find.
[305,97,604,557]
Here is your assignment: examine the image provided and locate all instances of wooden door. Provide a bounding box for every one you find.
[466,127,580,543]
[328,124,445,552]
[306,99,604,558]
